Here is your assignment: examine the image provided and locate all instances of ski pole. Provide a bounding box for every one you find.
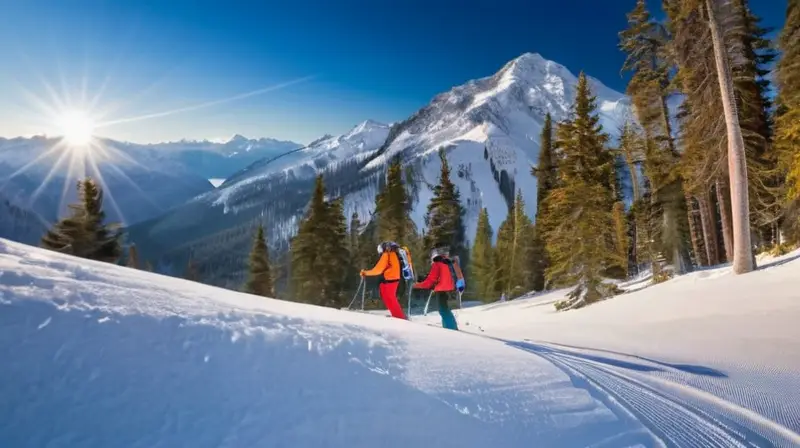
[361,277,366,311]
[423,290,434,316]
[407,281,413,319]
[347,277,364,310]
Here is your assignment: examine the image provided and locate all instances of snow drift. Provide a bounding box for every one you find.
[2,239,800,447]
[0,238,658,447]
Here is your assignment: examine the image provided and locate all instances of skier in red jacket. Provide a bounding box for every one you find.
[413,246,459,330]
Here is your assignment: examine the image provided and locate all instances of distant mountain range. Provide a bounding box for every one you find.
[0,134,304,240]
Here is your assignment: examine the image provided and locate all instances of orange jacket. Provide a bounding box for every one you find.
[363,251,401,281]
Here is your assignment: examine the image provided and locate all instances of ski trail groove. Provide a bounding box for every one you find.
[509,342,780,447]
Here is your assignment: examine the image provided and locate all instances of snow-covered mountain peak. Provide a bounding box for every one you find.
[347,119,388,138]
[228,134,249,144]
[357,52,634,242]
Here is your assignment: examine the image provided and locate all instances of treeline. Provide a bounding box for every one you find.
[466,0,800,310]
[287,150,466,308]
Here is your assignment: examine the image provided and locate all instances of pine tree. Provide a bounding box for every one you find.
[530,113,557,291]
[245,225,274,297]
[612,201,629,277]
[668,0,766,272]
[620,0,693,275]
[618,123,647,270]
[127,244,140,269]
[542,73,622,309]
[494,211,514,296]
[777,0,800,242]
[290,176,327,303]
[41,178,121,263]
[469,208,495,301]
[185,256,199,281]
[290,175,350,308]
[348,212,363,277]
[325,197,351,303]
[375,156,415,244]
[423,149,466,257]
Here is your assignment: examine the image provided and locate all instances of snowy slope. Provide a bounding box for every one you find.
[414,251,800,447]
[0,194,48,245]
[3,240,800,447]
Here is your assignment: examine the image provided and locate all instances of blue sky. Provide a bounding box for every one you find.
[0,0,786,144]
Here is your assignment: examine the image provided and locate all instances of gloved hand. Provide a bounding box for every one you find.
[360,270,366,277]
[456,279,465,292]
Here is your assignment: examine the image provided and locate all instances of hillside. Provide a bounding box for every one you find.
[127,53,634,288]
[0,194,48,245]
[1,238,799,447]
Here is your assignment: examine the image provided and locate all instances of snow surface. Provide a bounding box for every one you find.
[2,238,800,447]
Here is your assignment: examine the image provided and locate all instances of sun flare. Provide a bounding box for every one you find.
[56,110,96,146]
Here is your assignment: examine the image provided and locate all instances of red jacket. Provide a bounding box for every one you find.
[414,259,455,292]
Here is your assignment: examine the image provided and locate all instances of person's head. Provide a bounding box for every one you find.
[377,241,396,255]
[430,246,450,262]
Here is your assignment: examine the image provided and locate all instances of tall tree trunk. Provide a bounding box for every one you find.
[705,0,754,273]
[660,94,677,154]
[685,193,707,266]
[698,191,720,266]
[715,177,734,262]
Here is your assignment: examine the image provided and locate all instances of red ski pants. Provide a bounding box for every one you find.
[379,281,407,319]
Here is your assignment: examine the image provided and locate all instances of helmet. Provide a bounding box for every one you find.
[377,244,384,254]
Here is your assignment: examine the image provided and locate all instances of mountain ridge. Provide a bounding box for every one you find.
[127,52,634,288]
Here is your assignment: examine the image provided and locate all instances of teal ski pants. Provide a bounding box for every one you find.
[435,292,458,331]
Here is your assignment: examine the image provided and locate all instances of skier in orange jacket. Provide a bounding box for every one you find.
[360,243,408,319]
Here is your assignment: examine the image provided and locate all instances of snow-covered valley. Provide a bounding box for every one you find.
[1,238,798,447]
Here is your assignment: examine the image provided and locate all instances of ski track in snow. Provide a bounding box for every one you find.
[508,340,800,448]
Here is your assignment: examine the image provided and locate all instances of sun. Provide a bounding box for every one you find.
[56,110,96,146]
